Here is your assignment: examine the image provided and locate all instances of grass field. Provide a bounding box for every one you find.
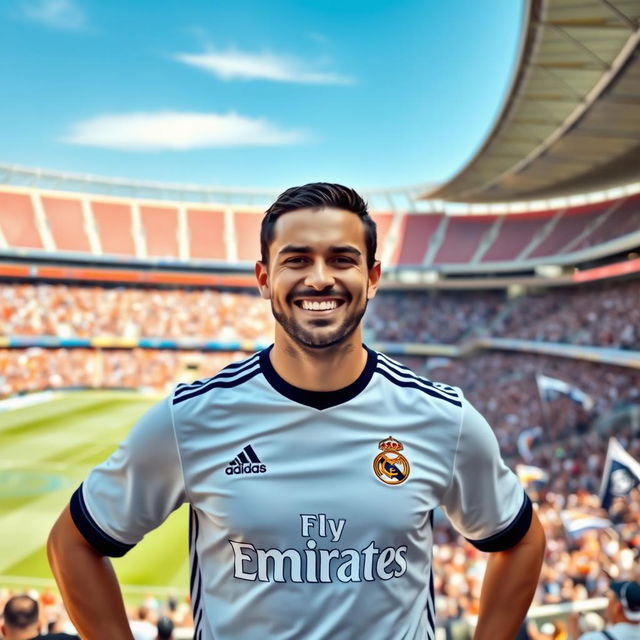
[0,390,190,604]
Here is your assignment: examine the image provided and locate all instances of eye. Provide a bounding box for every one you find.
[332,256,356,265]
[284,256,307,265]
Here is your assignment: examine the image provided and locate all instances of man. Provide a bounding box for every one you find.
[48,183,545,639]
[1,594,78,640]
[573,581,640,640]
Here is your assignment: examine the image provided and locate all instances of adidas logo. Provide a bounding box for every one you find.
[225,445,267,476]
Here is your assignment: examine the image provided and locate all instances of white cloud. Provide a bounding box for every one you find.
[61,111,311,151]
[20,0,86,30]
[174,48,353,85]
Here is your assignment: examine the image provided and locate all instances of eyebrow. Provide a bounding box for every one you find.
[278,244,362,257]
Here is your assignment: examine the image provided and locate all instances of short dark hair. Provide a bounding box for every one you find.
[157,615,174,639]
[3,594,39,629]
[260,182,377,270]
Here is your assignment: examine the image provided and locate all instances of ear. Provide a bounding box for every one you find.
[255,261,271,300]
[366,261,382,300]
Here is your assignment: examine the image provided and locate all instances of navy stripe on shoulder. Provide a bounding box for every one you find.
[70,484,135,557]
[174,353,260,397]
[377,353,458,396]
[377,360,460,402]
[466,492,533,552]
[173,366,261,405]
[375,367,462,407]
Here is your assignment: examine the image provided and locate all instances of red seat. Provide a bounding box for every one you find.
[0,191,43,249]
[42,195,91,253]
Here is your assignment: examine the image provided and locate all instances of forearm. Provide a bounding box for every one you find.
[473,511,546,640]
[47,505,134,640]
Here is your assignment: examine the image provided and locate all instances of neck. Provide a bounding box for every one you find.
[270,328,367,391]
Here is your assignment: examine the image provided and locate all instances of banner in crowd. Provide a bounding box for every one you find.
[516,464,549,489]
[535,374,594,411]
[560,510,611,538]
[599,437,640,510]
[517,426,543,462]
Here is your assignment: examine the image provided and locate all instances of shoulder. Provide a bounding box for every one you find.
[172,350,263,407]
[372,350,463,409]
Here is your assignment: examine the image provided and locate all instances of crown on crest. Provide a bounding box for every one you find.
[378,436,403,452]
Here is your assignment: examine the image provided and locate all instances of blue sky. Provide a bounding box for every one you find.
[1,0,523,191]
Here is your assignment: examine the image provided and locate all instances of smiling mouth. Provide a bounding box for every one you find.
[293,299,346,312]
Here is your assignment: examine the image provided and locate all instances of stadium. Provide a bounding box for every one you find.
[1,1,640,639]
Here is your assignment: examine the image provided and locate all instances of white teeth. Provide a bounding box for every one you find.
[301,300,338,311]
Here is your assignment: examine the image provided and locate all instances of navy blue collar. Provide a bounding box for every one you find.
[259,344,377,410]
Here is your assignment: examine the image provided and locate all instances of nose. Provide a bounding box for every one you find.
[304,259,335,290]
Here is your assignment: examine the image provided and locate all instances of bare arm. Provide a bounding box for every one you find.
[47,504,134,640]
[473,509,546,640]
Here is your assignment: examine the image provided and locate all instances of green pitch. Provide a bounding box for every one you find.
[0,390,190,604]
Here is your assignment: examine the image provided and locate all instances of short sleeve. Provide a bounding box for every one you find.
[440,394,532,552]
[70,397,186,557]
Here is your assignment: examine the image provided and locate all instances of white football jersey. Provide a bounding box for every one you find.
[71,346,531,640]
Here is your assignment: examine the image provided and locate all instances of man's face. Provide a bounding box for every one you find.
[256,207,380,350]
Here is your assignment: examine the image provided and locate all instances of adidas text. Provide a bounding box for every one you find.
[226,463,267,475]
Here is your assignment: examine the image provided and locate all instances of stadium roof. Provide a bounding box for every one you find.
[428,0,640,203]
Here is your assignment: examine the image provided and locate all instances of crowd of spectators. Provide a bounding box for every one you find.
[496,280,640,350]
[2,279,638,350]
[368,279,640,351]
[419,351,640,458]
[0,588,189,639]
[364,290,503,344]
[420,351,640,636]
[0,348,247,398]
[0,284,274,343]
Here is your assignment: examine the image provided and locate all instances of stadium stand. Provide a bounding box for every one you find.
[480,211,553,262]
[370,211,395,261]
[2,185,639,271]
[41,195,91,254]
[0,191,43,250]
[497,280,640,350]
[572,191,640,252]
[234,211,262,262]
[527,205,605,259]
[396,214,442,265]
[186,207,226,261]
[430,215,498,264]
[91,200,136,256]
[139,205,180,259]
[3,277,638,354]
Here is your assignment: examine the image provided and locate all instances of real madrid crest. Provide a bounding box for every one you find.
[373,436,410,485]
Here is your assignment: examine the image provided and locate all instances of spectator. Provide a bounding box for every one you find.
[130,604,157,640]
[569,581,640,640]
[1,594,78,639]
[156,616,174,640]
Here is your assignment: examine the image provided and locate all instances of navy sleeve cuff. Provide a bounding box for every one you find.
[465,492,533,552]
[70,484,135,558]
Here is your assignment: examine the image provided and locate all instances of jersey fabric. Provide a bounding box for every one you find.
[70,346,532,640]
